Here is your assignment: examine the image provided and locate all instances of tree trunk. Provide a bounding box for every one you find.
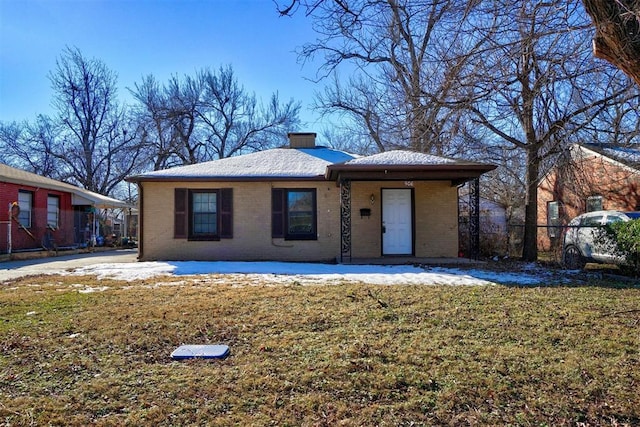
[583,0,640,87]
[522,146,540,261]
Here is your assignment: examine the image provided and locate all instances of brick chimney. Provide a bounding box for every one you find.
[288,132,316,148]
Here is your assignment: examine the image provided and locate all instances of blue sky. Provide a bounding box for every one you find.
[0,0,329,129]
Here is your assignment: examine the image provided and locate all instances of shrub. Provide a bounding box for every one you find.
[601,219,640,275]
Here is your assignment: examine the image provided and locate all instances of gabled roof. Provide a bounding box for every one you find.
[0,163,132,209]
[127,147,358,182]
[581,143,640,170]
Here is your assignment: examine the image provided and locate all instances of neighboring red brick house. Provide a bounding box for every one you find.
[537,143,640,251]
[1,163,131,254]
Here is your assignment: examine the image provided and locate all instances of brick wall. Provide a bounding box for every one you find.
[140,179,460,261]
[140,181,341,262]
[0,182,75,253]
[538,149,640,251]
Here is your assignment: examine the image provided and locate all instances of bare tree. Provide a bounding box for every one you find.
[0,117,61,176]
[0,121,27,166]
[462,1,636,261]
[49,47,142,195]
[287,0,484,156]
[196,66,300,159]
[131,74,201,170]
[320,124,379,155]
[132,66,301,166]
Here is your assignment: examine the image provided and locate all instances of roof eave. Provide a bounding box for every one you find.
[126,175,329,183]
[324,164,497,181]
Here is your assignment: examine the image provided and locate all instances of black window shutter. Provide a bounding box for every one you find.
[271,188,284,238]
[174,188,187,239]
[220,188,233,238]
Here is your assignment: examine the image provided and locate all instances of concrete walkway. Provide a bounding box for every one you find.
[0,249,138,282]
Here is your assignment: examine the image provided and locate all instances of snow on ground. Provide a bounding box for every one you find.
[69,261,550,286]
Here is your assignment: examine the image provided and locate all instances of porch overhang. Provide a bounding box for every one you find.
[325,163,496,185]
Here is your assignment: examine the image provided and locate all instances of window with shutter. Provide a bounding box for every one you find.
[272,188,317,240]
[175,188,234,241]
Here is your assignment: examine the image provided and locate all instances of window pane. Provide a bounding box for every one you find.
[584,215,603,226]
[606,215,624,225]
[287,190,314,234]
[288,191,313,212]
[547,201,559,238]
[586,196,602,212]
[193,193,217,213]
[193,213,217,234]
[18,191,32,228]
[47,196,59,228]
[191,192,217,235]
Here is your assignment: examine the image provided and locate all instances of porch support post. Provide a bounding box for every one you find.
[340,179,352,263]
[469,178,480,260]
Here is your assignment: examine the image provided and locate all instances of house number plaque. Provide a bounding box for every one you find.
[404,181,414,187]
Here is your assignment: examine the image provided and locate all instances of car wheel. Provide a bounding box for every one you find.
[563,245,586,270]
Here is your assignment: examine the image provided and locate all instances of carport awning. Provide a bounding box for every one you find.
[72,190,133,209]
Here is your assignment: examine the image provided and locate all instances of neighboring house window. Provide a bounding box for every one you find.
[173,188,233,240]
[586,195,603,212]
[17,191,33,228]
[272,188,317,240]
[547,201,560,238]
[47,195,60,229]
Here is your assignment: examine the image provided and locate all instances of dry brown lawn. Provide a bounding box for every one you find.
[1,272,639,426]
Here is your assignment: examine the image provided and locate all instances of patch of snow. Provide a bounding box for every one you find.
[69,261,547,286]
[344,150,457,165]
[600,146,640,164]
[78,286,109,293]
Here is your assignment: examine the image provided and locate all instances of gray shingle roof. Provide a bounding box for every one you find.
[582,143,640,169]
[128,147,357,181]
[1,163,131,208]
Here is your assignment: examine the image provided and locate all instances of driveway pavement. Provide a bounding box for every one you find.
[0,249,138,282]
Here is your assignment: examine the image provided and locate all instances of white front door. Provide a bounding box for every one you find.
[382,189,413,255]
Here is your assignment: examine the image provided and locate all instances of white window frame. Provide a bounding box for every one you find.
[547,201,560,238]
[47,195,60,229]
[18,191,33,228]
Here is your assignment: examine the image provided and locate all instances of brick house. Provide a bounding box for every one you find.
[1,163,132,254]
[126,133,495,263]
[537,143,640,252]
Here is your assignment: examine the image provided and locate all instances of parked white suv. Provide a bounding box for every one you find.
[562,210,640,269]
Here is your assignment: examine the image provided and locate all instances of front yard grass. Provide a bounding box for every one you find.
[1,273,639,426]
